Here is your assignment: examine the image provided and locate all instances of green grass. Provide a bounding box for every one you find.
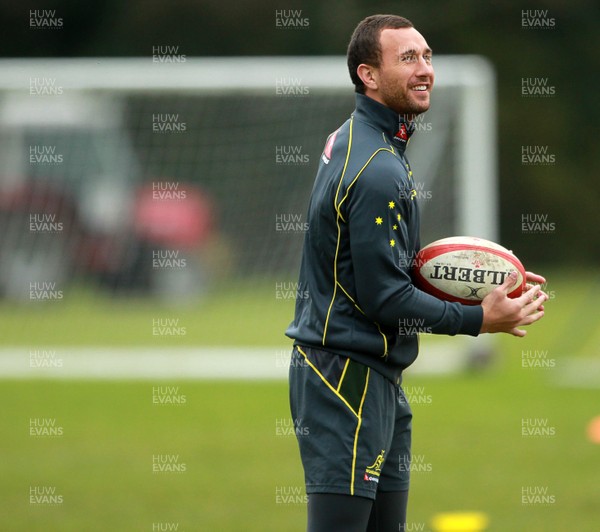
[0,279,295,346]
[1,371,598,531]
[0,268,598,352]
[1,380,304,531]
[1,268,598,530]
[406,368,600,531]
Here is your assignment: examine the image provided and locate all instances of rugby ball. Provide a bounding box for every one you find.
[413,236,526,305]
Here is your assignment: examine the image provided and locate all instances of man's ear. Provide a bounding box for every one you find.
[357,63,379,91]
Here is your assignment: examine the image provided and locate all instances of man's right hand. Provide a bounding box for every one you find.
[480,271,548,337]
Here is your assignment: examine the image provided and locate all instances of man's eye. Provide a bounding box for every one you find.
[424,55,432,63]
[402,55,416,62]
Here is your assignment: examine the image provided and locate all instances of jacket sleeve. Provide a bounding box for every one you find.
[344,152,483,336]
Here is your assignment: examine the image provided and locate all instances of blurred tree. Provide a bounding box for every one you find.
[0,0,597,263]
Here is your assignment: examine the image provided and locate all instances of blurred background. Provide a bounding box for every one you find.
[0,1,598,531]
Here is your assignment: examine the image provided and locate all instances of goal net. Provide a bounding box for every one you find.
[0,56,497,370]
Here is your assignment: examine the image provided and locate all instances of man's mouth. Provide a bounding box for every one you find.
[411,85,428,92]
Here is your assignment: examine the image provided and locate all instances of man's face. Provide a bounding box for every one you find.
[372,27,435,116]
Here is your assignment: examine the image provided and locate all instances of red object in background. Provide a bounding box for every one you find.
[0,181,78,220]
[134,182,215,250]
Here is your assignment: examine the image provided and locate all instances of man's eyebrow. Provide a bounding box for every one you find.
[398,47,433,56]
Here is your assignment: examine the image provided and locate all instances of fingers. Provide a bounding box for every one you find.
[510,285,547,334]
[536,289,549,302]
[506,310,543,337]
[500,271,519,294]
[525,284,548,299]
[523,295,547,316]
[520,308,545,325]
[519,283,541,304]
[485,271,548,337]
[525,283,548,312]
[510,327,527,337]
[525,271,546,285]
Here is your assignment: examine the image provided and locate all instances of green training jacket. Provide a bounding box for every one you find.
[286,93,483,383]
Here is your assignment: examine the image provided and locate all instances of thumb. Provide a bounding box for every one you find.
[500,271,518,294]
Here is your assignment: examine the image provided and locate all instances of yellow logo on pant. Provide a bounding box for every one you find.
[364,449,385,482]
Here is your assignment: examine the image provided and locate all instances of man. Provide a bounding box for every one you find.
[286,14,547,532]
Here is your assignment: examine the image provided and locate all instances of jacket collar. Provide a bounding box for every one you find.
[353,93,416,151]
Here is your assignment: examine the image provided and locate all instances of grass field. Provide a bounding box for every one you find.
[1,269,599,530]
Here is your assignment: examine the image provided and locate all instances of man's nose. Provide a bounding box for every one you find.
[415,57,433,77]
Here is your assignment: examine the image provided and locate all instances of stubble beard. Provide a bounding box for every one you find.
[381,82,430,117]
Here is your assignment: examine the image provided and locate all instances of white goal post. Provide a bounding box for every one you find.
[0,55,498,243]
[0,56,498,373]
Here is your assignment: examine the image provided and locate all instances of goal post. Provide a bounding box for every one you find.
[0,56,498,371]
[0,55,498,242]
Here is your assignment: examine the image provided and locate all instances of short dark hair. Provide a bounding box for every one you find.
[347,14,414,94]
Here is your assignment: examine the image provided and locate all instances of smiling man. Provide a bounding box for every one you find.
[286,14,546,532]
